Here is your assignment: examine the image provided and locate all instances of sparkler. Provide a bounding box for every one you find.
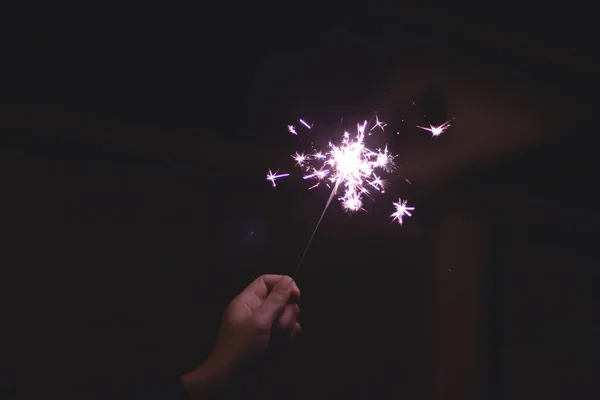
[267,116,451,277]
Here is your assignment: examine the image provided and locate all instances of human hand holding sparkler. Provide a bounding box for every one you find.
[182,275,300,398]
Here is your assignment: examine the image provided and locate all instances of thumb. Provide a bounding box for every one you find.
[259,276,294,323]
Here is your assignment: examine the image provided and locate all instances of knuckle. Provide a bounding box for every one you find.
[254,314,272,332]
[249,313,264,327]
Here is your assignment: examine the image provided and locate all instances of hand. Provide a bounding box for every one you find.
[210,274,301,373]
[182,275,301,397]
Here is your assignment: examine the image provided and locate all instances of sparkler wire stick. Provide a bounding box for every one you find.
[292,180,340,279]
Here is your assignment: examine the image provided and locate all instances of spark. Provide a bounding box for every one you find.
[303,168,329,180]
[370,115,387,132]
[299,119,312,129]
[288,125,297,135]
[266,169,289,187]
[390,198,414,225]
[292,152,307,166]
[417,119,453,137]
[368,174,386,192]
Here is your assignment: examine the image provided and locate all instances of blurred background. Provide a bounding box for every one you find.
[1,4,598,400]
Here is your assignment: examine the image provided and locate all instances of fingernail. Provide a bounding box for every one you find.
[280,276,293,288]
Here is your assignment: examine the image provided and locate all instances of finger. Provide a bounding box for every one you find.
[245,274,300,300]
[258,276,296,323]
[277,304,299,332]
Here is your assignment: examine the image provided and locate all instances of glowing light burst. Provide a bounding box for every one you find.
[417,119,453,137]
[268,115,450,227]
[288,119,397,213]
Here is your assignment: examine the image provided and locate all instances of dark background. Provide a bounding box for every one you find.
[2,4,598,400]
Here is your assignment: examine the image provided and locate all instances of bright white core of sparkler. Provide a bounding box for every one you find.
[293,119,395,212]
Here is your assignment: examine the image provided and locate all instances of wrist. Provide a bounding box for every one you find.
[181,357,230,398]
